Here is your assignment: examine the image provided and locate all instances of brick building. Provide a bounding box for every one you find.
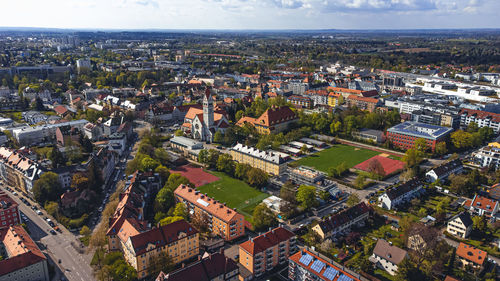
[386,122,453,152]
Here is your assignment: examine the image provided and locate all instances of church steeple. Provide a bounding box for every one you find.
[203,87,214,128]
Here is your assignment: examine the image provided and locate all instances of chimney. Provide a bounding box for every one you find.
[219,248,224,255]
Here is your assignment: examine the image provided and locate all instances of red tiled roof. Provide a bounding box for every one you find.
[0,225,46,276]
[54,105,69,115]
[174,185,243,223]
[255,106,297,127]
[444,276,461,281]
[459,109,500,123]
[456,242,487,265]
[239,227,294,256]
[347,95,379,103]
[130,220,198,256]
[470,195,498,213]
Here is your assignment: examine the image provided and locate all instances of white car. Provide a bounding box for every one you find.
[36,210,43,215]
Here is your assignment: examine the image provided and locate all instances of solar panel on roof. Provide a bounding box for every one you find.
[299,253,313,266]
[311,259,325,273]
[338,274,353,281]
[322,266,339,281]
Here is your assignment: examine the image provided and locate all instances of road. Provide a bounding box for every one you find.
[1,186,95,281]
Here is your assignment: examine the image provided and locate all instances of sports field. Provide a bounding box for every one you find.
[295,144,380,172]
[197,171,269,219]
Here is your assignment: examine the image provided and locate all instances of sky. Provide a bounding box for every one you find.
[0,0,499,30]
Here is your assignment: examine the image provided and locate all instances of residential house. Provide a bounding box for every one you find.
[0,225,49,281]
[312,202,370,239]
[464,195,498,221]
[108,133,127,156]
[288,95,312,109]
[174,185,245,241]
[456,242,487,272]
[103,113,124,136]
[0,191,20,229]
[83,123,102,141]
[447,212,473,239]
[235,105,298,135]
[288,248,361,281]
[230,144,289,176]
[124,220,199,279]
[459,109,500,133]
[22,111,48,125]
[155,250,239,281]
[379,178,424,210]
[369,239,408,276]
[425,159,463,183]
[473,144,500,169]
[238,227,296,277]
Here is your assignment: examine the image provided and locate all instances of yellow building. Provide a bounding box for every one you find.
[230,143,288,176]
[235,106,298,135]
[327,92,340,107]
[122,220,199,279]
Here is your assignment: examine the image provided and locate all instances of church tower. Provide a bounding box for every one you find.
[203,87,214,128]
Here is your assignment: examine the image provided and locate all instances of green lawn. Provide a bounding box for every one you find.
[197,171,269,220]
[295,144,380,172]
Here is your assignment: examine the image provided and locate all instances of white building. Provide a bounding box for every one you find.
[473,144,500,169]
[12,119,89,146]
[459,109,500,133]
[425,159,463,182]
[379,179,423,210]
[447,212,473,239]
[76,58,91,70]
[370,239,407,276]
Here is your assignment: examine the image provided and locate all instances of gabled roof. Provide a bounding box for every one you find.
[156,251,238,281]
[372,239,407,265]
[130,220,198,256]
[316,202,370,234]
[456,242,487,265]
[429,159,463,178]
[255,106,297,127]
[174,185,243,223]
[347,95,379,103]
[385,178,422,200]
[449,212,473,228]
[459,108,500,123]
[239,227,294,256]
[0,225,46,276]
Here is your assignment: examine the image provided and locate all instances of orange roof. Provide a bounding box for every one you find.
[327,86,363,95]
[174,184,243,223]
[347,95,379,103]
[444,276,461,281]
[255,106,297,127]
[235,116,257,127]
[117,218,141,243]
[0,225,46,276]
[470,195,498,213]
[239,227,294,255]
[456,242,487,265]
[54,105,69,115]
[188,79,203,85]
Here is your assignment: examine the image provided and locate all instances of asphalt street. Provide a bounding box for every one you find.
[1,186,95,281]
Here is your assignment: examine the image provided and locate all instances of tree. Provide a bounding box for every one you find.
[160,216,183,226]
[213,131,224,143]
[173,203,188,220]
[174,129,183,136]
[154,148,170,165]
[164,173,193,190]
[300,145,309,154]
[154,187,174,214]
[451,130,474,150]
[44,201,59,217]
[395,259,423,281]
[49,146,65,169]
[198,149,209,164]
[280,181,297,203]
[71,173,90,190]
[346,193,360,207]
[246,168,268,188]
[354,174,367,188]
[296,185,318,210]
[399,168,416,182]
[140,156,160,172]
[328,162,347,178]
[216,153,235,176]
[33,172,62,205]
[367,158,385,178]
[155,165,170,184]
[191,211,211,234]
[234,163,251,180]
[80,225,92,237]
[472,216,487,233]
[402,148,422,168]
[148,252,174,279]
[81,136,93,153]
[414,138,428,153]
[252,204,277,231]
[435,141,447,155]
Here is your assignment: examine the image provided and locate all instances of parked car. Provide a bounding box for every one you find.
[50,229,57,235]
[36,210,43,215]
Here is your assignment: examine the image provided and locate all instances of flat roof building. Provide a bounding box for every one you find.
[386,121,452,152]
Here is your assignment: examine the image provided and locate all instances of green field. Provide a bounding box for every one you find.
[197,171,269,220]
[295,144,380,172]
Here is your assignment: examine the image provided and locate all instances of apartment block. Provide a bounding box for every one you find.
[459,109,500,133]
[235,106,298,135]
[230,144,288,176]
[174,185,245,241]
[0,147,44,195]
[124,220,199,279]
[346,95,380,112]
[0,225,49,281]
[238,226,296,277]
[379,178,423,210]
[0,191,20,229]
